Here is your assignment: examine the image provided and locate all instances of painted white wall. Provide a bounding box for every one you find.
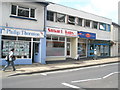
[2,2,45,30]
[47,3,112,41]
[111,25,119,56]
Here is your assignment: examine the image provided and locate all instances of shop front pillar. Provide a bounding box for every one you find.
[40,37,46,64]
[71,38,78,59]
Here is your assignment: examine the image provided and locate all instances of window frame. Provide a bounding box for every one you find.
[107,24,111,32]
[47,11,54,21]
[92,21,98,29]
[56,13,66,23]
[84,19,91,28]
[1,37,32,59]
[77,18,83,26]
[99,23,106,31]
[11,4,36,19]
[68,16,76,25]
[46,35,65,57]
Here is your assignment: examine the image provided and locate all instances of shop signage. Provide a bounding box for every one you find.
[2,28,44,38]
[46,27,77,37]
[78,31,96,39]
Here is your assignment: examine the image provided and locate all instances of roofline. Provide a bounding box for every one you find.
[112,22,120,27]
[36,1,49,6]
[48,2,112,21]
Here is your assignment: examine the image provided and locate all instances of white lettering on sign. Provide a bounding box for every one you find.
[46,27,77,37]
[2,28,44,38]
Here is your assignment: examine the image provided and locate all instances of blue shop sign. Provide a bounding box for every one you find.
[78,31,96,39]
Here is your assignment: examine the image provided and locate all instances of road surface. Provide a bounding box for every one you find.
[2,63,119,89]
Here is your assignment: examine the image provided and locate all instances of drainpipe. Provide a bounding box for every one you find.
[40,3,49,64]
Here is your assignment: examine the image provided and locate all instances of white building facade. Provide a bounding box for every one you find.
[111,22,120,57]
[0,1,48,65]
[1,1,117,65]
[46,3,112,61]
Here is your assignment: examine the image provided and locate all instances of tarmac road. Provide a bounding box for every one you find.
[2,62,119,89]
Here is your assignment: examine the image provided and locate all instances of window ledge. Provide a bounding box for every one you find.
[10,15,37,21]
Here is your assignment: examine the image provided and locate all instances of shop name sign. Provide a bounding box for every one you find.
[46,27,77,37]
[78,31,96,39]
[2,28,44,38]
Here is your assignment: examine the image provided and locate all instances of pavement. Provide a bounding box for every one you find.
[0,57,120,77]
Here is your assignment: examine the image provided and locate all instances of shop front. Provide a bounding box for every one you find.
[87,40,110,57]
[46,27,78,61]
[78,31,96,58]
[78,31,110,58]
[0,27,45,65]
[78,38,87,57]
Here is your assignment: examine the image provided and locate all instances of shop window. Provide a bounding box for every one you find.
[18,37,31,41]
[52,36,58,41]
[68,16,75,25]
[77,18,82,26]
[47,11,54,21]
[2,36,16,40]
[99,23,106,30]
[11,5,35,18]
[84,19,90,27]
[56,13,65,23]
[46,41,65,56]
[47,35,51,40]
[78,38,86,43]
[46,35,65,56]
[59,37,65,41]
[33,38,40,41]
[78,43,86,57]
[90,44,94,50]
[67,38,70,42]
[92,21,98,29]
[2,40,31,58]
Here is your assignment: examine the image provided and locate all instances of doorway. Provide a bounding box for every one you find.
[87,44,95,57]
[66,42,71,57]
[32,42,39,63]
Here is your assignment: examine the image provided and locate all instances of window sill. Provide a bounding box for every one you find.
[10,15,37,21]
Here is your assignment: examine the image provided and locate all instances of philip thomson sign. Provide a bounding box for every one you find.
[1,28,44,38]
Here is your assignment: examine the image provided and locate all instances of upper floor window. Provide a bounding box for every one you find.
[107,24,111,32]
[92,21,98,29]
[11,5,35,18]
[99,23,106,31]
[77,18,82,26]
[56,13,65,23]
[47,11,54,21]
[84,19,91,27]
[68,16,75,25]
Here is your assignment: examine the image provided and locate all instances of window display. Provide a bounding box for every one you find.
[46,41,65,56]
[78,43,86,57]
[2,40,31,58]
[46,35,65,56]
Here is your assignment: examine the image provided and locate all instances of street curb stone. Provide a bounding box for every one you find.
[9,61,119,77]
